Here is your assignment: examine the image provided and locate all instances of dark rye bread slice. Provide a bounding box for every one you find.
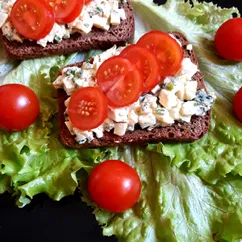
[0,1,134,60]
[57,32,211,148]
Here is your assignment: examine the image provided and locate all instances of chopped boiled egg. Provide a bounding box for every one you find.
[73,129,94,144]
[117,9,126,20]
[104,118,115,132]
[176,84,185,100]
[53,76,65,90]
[114,123,128,136]
[101,2,112,18]
[180,115,192,123]
[184,81,197,100]
[92,15,110,31]
[151,84,161,94]
[2,21,23,43]
[159,89,178,109]
[92,126,104,138]
[108,107,130,122]
[71,13,93,34]
[140,94,158,114]
[176,58,198,81]
[128,110,139,125]
[169,101,182,120]
[37,23,70,47]
[65,121,74,135]
[138,114,156,129]
[110,10,121,25]
[156,110,174,126]
[186,44,193,51]
[112,0,120,10]
[62,77,76,96]
[0,11,8,28]
[180,101,196,116]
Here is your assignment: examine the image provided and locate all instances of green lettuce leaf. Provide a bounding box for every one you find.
[79,146,242,242]
[0,175,11,194]
[15,118,82,207]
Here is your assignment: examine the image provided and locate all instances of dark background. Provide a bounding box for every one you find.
[0,1,241,242]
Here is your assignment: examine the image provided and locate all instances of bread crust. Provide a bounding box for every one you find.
[0,1,134,60]
[57,32,211,148]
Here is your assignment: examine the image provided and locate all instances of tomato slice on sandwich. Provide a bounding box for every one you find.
[68,87,108,130]
[96,56,144,108]
[45,0,85,24]
[11,0,55,40]
[137,30,183,78]
[120,44,161,93]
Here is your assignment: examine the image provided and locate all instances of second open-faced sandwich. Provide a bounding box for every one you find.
[0,0,134,60]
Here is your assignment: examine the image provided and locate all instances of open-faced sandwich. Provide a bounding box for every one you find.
[0,0,134,60]
[53,30,215,148]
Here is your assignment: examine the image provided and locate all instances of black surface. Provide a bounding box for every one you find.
[0,192,114,242]
[0,1,241,242]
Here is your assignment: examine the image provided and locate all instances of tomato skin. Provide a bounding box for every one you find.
[96,56,144,108]
[215,18,242,61]
[233,87,242,122]
[137,30,183,78]
[45,0,84,24]
[0,84,40,132]
[68,87,108,130]
[88,160,141,213]
[85,0,92,4]
[105,66,143,107]
[11,0,55,40]
[120,44,161,93]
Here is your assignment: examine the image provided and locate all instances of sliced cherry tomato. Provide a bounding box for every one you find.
[215,18,242,61]
[11,0,54,40]
[45,0,84,24]
[85,0,92,4]
[68,87,108,130]
[120,44,161,93]
[0,84,40,132]
[96,56,143,107]
[137,30,183,78]
[88,160,141,213]
[233,87,242,122]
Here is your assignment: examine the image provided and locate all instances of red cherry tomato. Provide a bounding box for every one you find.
[0,84,40,131]
[11,0,55,40]
[68,87,108,130]
[96,56,143,107]
[88,160,141,213]
[85,0,92,4]
[45,0,84,24]
[233,87,242,122]
[137,30,183,78]
[215,18,242,61]
[120,44,161,93]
